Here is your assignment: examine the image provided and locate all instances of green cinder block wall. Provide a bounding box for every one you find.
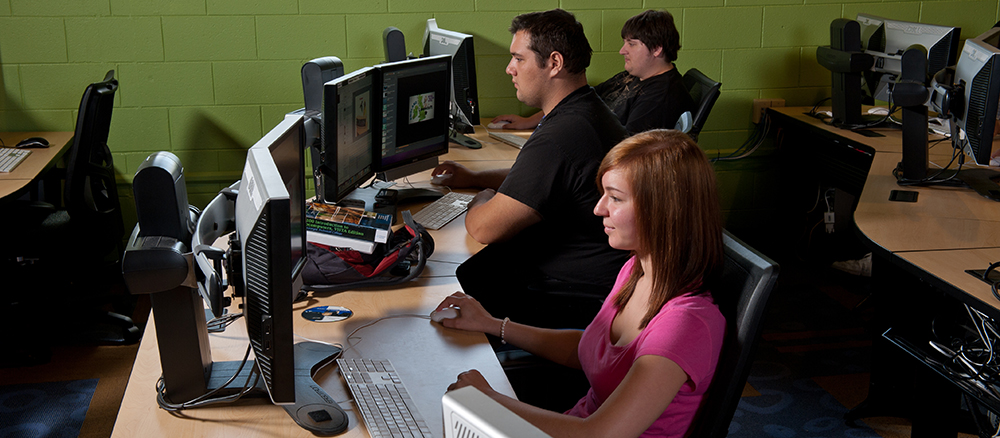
[1,0,998,234]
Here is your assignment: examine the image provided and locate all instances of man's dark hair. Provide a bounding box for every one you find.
[509,9,592,75]
[621,10,681,62]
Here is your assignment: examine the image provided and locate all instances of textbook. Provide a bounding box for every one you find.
[305,201,392,244]
[306,229,376,254]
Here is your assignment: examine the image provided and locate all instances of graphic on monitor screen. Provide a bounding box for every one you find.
[409,92,436,124]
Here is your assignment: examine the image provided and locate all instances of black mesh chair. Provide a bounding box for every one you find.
[679,68,722,142]
[1,71,136,360]
[686,230,779,437]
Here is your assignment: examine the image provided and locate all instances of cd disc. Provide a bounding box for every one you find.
[302,305,353,323]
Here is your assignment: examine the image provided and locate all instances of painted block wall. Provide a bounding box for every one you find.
[1,0,998,233]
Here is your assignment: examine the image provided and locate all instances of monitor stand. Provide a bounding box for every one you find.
[282,341,349,435]
[893,163,1000,202]
[144,286,347,435]
[954,168,1000,201]
[339,186,444,224]
[450,131,482,149]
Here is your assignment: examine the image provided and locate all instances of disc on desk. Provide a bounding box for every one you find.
[302,305,353,323]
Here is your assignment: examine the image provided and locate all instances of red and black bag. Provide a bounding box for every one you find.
[299,210,433,294]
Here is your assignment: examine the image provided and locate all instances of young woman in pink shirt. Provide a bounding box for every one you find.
[434,129,727,438]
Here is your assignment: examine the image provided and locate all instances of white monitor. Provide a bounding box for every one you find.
[442,387,551,438]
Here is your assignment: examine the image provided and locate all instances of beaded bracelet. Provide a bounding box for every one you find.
[500,317,510,345]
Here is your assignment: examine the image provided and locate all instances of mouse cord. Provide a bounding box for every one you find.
[342,314,431,355]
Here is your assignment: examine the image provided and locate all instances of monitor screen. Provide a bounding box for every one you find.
[374,54,451,180]
[424,18,480,127]
[235,113,307,404]
[319,67,376,203]
[953,27,1000,166]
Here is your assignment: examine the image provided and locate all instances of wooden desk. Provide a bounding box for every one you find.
[112,125,523,438]
[0,131,73,200]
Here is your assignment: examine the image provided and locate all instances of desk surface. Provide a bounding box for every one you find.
[0,131,73,199]
[771,107,1000,313]
[112,125,524,438]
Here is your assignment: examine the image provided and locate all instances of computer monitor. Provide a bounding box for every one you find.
[315,67,377,205]
[889,27,1000,201]
[232,113,349,432]
[370,55,452,205]
[443,387,550,438]
[857,13,962,102]
[423,18,482,148]
[953,27,1000,166]
[235,114,307,405]
[124,114,347,434]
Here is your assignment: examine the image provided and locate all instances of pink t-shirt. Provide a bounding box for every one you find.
[565,257,726,437]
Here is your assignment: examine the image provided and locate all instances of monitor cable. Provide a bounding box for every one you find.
[155,344,261,412]
[711,109,771,162]
[206,311,243,332]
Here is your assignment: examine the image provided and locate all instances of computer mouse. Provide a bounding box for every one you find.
[430,306,460,322]
[16,137,49,148]
[487,120,511,129]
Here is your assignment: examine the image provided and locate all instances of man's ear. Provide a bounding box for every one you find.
[547,51,564,78]
[651,46,664,59]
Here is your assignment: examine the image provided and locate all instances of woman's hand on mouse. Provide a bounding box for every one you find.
[434,292,501,334]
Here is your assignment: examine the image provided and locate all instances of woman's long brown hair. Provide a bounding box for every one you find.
[597,130,723,328]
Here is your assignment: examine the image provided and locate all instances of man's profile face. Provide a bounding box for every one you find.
[506,30,546,108]
[620,38,661,80]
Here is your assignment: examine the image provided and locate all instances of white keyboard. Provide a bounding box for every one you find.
[337,358,433,438]
[410,191,473,230]
[0,148,31,173]
[488,131,527,149]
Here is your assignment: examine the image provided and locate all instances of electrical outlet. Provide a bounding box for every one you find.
[752,98,785,124]
[824,212,835,233]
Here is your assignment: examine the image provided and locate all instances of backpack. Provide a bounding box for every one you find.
[299,210,434,295]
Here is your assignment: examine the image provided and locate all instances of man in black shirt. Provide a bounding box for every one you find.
[432,9,629,328]
[493,10,695,135]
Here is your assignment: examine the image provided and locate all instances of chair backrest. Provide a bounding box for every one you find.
[687,230,779,438]
[64,70,123,251]
[681,68,722,141]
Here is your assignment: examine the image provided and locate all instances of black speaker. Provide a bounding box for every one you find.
[383,27,407,62]
[301,56,344,115]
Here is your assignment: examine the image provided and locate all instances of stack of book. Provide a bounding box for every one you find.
[305,201,392,253]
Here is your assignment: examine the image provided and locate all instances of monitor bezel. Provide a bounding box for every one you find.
[372,54,452,177]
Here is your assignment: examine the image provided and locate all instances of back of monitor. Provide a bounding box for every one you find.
[442,387,550,438]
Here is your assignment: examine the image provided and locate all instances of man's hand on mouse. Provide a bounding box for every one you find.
[431,161,476,188]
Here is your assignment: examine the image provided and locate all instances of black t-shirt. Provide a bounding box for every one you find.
[594,68,695,135]
[497,86,630,287]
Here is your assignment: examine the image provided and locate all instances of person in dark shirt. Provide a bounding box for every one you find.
[492,10,695,135]
[431,9,629,329]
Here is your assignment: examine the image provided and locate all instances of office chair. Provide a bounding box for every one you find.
[686,230,779,438]
[677,68,722,142]
[503,231,779,421]
[1,70,136,355]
